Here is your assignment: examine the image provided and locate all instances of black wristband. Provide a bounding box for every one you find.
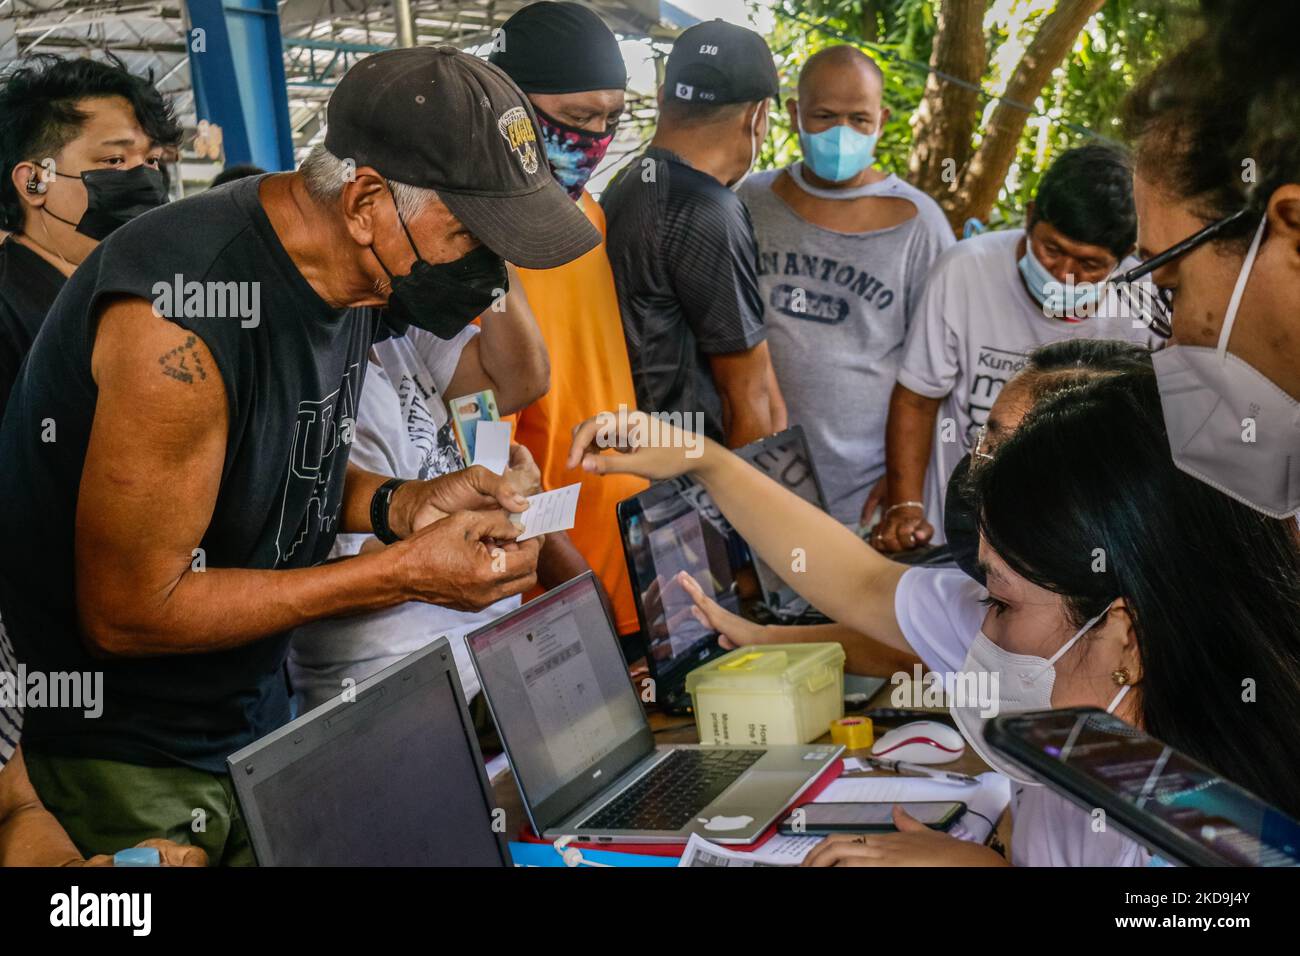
[370,478,409,545]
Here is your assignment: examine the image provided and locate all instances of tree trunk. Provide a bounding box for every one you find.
[860,0,882,43]
[951,0,1106,226]
[907,0,986,218]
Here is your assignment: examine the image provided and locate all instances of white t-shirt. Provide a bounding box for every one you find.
[893,566,1151,867]
[896,230,1154,540]
[288,325,520,713]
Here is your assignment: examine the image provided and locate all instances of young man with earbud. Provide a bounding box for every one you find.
[0,53,181,416]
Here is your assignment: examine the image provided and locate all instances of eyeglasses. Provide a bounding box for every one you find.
[1110,208,1252,339]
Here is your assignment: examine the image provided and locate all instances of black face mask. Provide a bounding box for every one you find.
[371,197,507,340]
[943,453,985,586]
[43,165,168,240]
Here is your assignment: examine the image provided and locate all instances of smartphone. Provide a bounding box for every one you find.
[985,707,1300,867]
[449,388,500,464]
[778,801,965,835]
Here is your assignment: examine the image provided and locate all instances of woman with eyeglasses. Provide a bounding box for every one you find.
[567,341,1300,866]
[1120,1,1300,519]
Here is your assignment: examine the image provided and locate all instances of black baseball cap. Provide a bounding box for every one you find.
[324,46,600,269]
[664,19,779,106]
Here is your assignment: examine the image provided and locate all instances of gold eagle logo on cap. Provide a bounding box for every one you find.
[497,106,539,176]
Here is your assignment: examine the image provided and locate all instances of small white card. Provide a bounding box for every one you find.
[513,483,581,541]
[472,419,511,476]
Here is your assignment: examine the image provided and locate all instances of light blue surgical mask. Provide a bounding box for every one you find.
[1017,239,1100,318]
[798,120,877,183]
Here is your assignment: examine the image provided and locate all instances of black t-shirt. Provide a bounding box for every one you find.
[0,620,20,772]
[601,147,766,442]
[0,175,377,773]
[0,236,66,420]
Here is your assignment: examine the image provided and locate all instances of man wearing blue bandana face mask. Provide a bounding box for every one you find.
[739,46,954,529]
[489,2,652,647]
[876,144,1154,556]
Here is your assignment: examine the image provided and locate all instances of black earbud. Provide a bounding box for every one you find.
[25,177,46,195]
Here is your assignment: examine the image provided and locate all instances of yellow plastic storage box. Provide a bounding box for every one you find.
[684,643,845,746]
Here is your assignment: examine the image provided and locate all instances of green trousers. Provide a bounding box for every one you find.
[24,751,256,867]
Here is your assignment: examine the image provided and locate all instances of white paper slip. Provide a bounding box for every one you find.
[473,419,511,476]
[747,833,823,865]
[514,483,581,541]
[677,833,787,867]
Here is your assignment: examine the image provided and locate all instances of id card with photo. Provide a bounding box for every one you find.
[449,389,500,464]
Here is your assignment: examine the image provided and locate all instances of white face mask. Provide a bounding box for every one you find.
[951,601,1131,787]
[1152,215,1300,519]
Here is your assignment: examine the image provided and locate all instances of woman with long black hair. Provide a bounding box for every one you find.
[566,345,1300,866]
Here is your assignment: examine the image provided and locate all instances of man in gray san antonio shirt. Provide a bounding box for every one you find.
[739,45,954,528]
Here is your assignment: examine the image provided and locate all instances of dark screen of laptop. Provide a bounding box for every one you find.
[622,477,744,675]
[249,669,503,866]
[623,428,825,671]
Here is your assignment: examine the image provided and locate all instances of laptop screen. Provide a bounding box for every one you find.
[468,574,653,830]
[618,425,827,683]
[229,642,509,867]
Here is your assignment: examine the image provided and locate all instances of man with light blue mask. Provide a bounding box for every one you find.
[876,144,1155,555]
[739,45,954,528]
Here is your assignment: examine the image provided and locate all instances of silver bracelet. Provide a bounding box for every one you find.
[884,501,925,517]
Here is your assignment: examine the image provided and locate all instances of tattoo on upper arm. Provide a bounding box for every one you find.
[158,335,208,385]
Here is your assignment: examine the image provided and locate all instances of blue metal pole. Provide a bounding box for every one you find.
[186,0,296,170]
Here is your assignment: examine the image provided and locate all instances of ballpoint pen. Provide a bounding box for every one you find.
[850,756,980,786]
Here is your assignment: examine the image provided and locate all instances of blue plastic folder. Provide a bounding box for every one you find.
[508,842,679,868]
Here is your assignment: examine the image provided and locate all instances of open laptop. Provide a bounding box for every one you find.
[467,572,842,844]
[616,425,832,712]
[228,638,511,866]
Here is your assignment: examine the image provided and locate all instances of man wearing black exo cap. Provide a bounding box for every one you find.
[602,19,789,448]
[0,46,596,863]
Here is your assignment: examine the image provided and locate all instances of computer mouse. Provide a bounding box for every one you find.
[871,720,966,764]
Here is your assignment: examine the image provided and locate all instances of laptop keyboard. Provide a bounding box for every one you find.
[578,748,766,832]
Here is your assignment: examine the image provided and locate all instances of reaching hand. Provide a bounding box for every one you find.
[567,410,706,482]
[801,806,1007,867]
[675,571,768,650]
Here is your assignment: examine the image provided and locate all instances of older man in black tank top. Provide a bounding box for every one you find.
[0,48,599,863]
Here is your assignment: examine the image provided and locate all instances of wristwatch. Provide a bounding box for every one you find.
[370,477,409,545]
